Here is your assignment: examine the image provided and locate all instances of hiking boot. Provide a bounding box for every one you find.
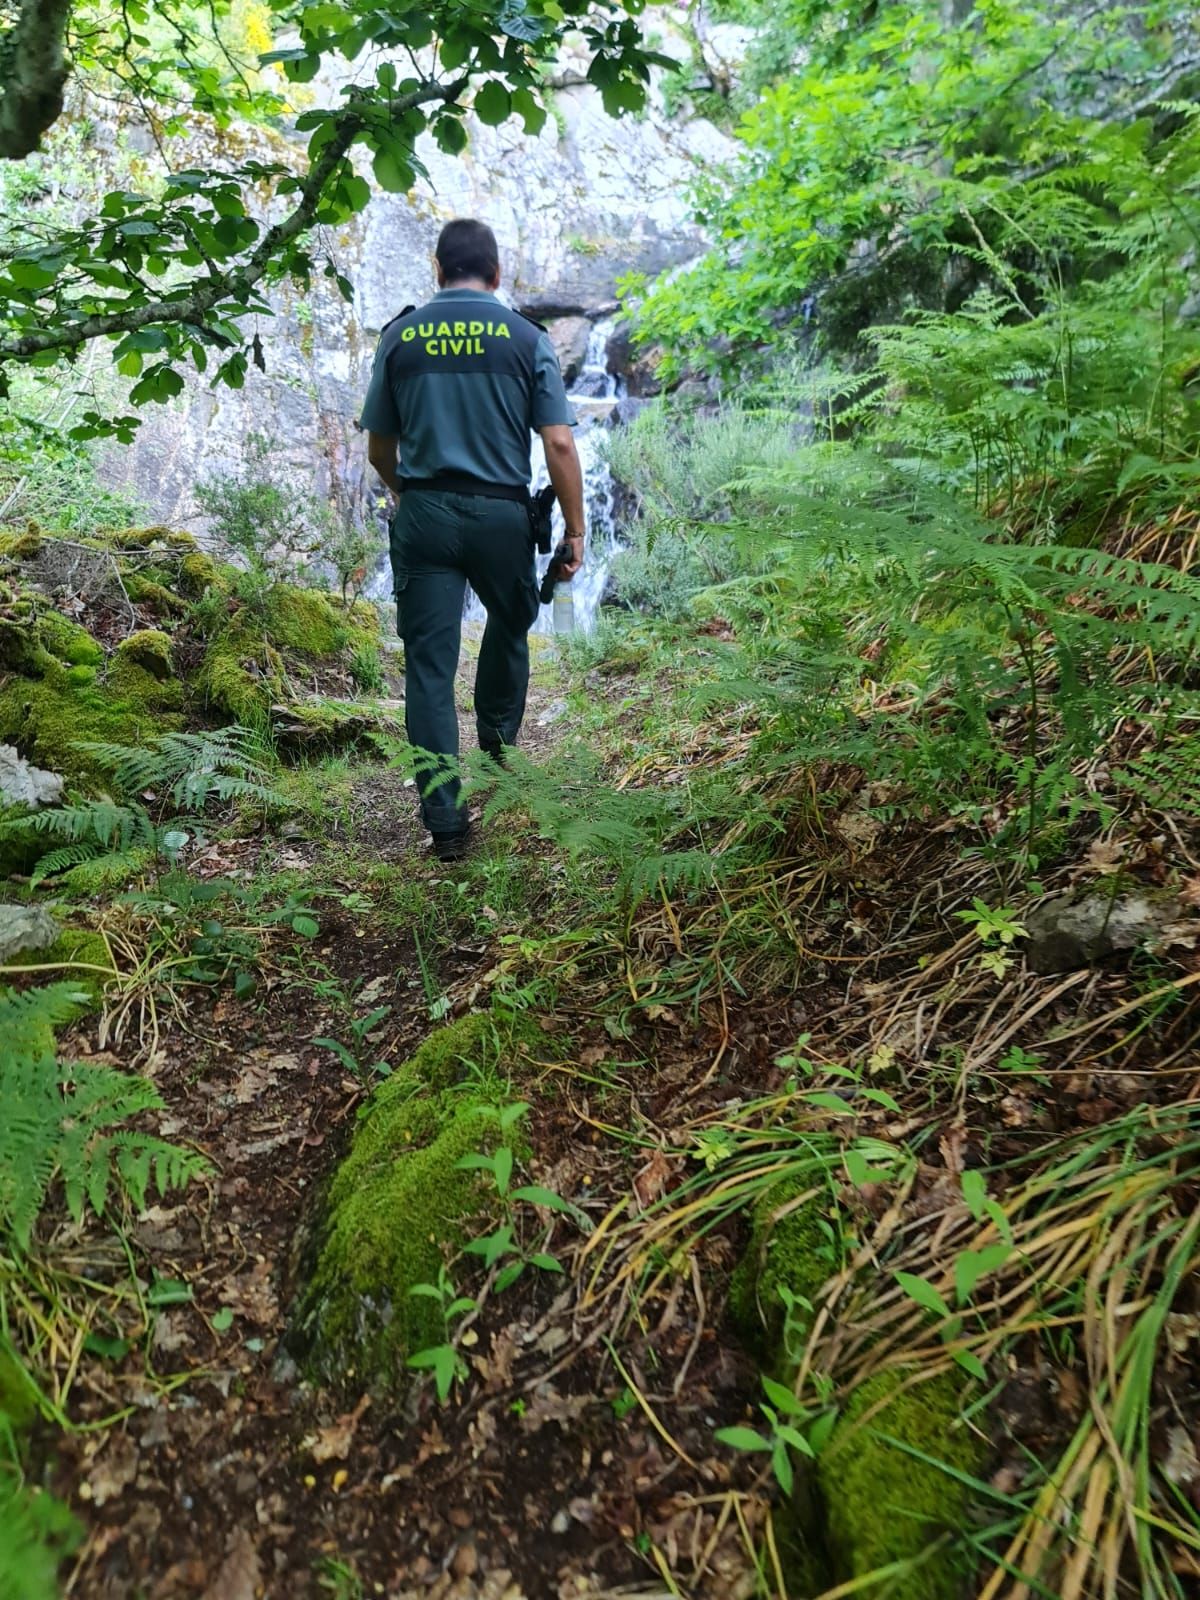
[431,822,472,862]
[479,738,508,768]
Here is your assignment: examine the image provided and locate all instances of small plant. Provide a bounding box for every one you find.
[456,1103,588,1290]
[954,899,1029,977]
[313,1004,392,1082]
[715,1375,839,1495]
[405,1266,476,1402]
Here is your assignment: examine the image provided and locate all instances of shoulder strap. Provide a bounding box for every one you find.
[380,304,416,335]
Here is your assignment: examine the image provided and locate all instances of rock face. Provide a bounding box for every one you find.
[0,743,64,809]
[99,35,735,535]
[1025,888,1192,974]
[0,904,60,963]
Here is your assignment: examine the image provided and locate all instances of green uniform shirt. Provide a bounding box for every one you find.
[359,287,576,487]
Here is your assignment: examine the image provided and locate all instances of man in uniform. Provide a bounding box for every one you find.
[361,217,586,860]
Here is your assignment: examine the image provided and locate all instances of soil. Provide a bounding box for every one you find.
[40,643,769,1600]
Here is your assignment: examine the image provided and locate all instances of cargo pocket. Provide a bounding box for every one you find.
[388,511,410,636]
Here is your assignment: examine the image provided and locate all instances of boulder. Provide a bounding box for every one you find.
[0,904,60,963]
[0,744,63,809]
[545,315,591,387]
[1025,888,1191,975]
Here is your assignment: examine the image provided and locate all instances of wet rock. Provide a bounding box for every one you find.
[0,742,63,808]
[545,315,591,387]
[1025,888,1189,975]
[605,324,663,398]
[0,904,60,963]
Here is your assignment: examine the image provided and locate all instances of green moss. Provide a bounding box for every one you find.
[10,928,114,1009]
[61,846,155,897]
[730,1182,983,1599]
[178,550,226,597]
[819,1369,982,1600]
[0,658,180,787]
[36,612,102,668]
[728,1178,838,1358]
[263,584,349,657]
[294,1014,511,1390]
[0,527,42,560]
[196,631,277,723]
[0,1344,37,1432]
[115,628,173,680]
[121,571,186,615]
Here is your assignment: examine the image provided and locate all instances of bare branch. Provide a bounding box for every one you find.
[0,77,468,362]
[0,0,73,158]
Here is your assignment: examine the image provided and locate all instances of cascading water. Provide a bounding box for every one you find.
[469,315,625,634]
[366,318,626,634]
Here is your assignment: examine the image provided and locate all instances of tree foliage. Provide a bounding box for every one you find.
[0,0,665,432]
[631,0,1198,375]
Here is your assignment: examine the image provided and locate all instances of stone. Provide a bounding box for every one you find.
[0,904,60,963]
[0,743,63,809]
[1025,889,1189,975]
[544,316,591,387]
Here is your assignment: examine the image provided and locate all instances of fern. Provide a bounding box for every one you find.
[73,727,280,811]
[0,985,210,1251]
[0,727,282,886]
[0,1471,79,1600]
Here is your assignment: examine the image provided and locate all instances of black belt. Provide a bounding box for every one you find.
[399,475,530,503]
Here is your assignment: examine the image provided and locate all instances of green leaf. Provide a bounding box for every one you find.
[147,1277,192,1307]
[511,88,546,135]
[211,1307,234,1332]
[291,914,319,938]
[952,1348,988,1382]
[894,1270,950,1319]
[495,1260,525,1292]
[961,1169,986,1220]
[372,148,412,193]
[953,1243,1010,1305]
[715,1425,772,1452]
[475,81,512,126]
[772,1438,795,1495]
[761,1375,805,1417]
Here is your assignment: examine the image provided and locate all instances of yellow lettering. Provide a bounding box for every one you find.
[418,323,434,338]
[449,338,464,355]
[469,321,484,336]
[401,326,416,342]
[435,321,452,337]
[425,339,439,355]
[472,337,484,354]
[495,322,511,339]
[453,321,466,336]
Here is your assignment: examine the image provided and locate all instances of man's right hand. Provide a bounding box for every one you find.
[559,531,585,579]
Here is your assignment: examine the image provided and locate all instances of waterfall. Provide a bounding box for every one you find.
[366,318,626,634]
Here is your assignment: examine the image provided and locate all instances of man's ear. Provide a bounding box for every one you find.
[488,266,502,291]
[434,258,447,288]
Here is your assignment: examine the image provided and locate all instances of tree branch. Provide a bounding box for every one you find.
[0,0,74,158]
[0,76,468,361]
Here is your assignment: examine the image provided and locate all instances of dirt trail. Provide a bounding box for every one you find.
[54,634,762,1600]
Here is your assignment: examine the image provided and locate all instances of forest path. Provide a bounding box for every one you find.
[60,627,761,1600]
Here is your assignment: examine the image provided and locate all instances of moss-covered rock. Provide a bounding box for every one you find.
[60,846,156,898]
[196,630,278,724]
[36,612,103,668]
[178,550,226,598]
[115,628,173,682]
[292,1014,512,1392]
[730,1179,984,1598]
[120,570,187,615]
[0,526,43,561]
[263,585,350,657]
[728,1178,838,1359]
[0,657,180,787]
[820,1369,982,1600]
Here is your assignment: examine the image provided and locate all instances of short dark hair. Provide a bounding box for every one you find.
[435,218,500,284]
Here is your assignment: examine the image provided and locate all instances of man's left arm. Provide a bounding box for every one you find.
[367,432,402,497]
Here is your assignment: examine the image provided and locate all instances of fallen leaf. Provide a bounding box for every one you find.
[84,1432,138,1507]
[633,1148,672,1210]
[203,1527,260,1600]
[307,1394,370,1462]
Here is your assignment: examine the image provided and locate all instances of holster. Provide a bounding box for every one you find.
[529,484,557,554]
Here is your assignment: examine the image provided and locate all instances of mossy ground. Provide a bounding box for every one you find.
[731,1181,984,1597]
[294,1013,516,1392]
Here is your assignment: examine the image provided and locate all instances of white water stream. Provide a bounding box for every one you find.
[367,318,626,634]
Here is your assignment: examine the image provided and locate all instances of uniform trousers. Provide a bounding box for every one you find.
[390,488,539,836]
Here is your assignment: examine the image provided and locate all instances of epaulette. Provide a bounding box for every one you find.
[380,304,416,335]
[515,308,548,333]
